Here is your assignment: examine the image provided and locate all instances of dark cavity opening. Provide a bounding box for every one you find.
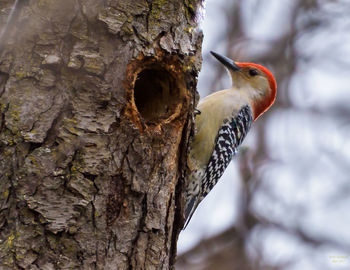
[134,68,180,123]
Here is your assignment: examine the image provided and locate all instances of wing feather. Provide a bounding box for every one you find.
[184,105,253,228]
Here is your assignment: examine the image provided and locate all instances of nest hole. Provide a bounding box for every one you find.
[134,67,181,123]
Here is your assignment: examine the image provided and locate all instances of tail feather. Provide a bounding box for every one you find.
[183,196,200,229]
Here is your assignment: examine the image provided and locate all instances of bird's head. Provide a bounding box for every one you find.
[211,51,277,120]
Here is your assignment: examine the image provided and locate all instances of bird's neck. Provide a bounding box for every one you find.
[232,86,274,120]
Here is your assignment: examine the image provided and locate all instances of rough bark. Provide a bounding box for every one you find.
[0,0,203,269]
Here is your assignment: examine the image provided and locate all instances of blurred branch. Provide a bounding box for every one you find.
[176,226,250,270]
[177,224,283,270]
[259,219,350,253]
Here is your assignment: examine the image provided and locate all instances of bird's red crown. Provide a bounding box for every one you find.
[238,62,277,119]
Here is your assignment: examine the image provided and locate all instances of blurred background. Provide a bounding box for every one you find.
[177,0,350,269]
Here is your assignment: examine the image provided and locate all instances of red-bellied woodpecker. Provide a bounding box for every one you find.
[184,51,277,228]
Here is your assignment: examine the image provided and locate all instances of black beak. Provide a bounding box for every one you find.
[210,51,241,71]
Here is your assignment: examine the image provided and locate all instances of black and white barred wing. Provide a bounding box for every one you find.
[201,105,253,196]
[184,106,253,226]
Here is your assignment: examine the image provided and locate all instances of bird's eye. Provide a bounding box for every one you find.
[249,69,258,76]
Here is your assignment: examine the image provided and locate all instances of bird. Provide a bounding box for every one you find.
[184,51,277,228]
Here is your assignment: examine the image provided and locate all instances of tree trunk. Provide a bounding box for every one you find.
[0,0,203,269]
